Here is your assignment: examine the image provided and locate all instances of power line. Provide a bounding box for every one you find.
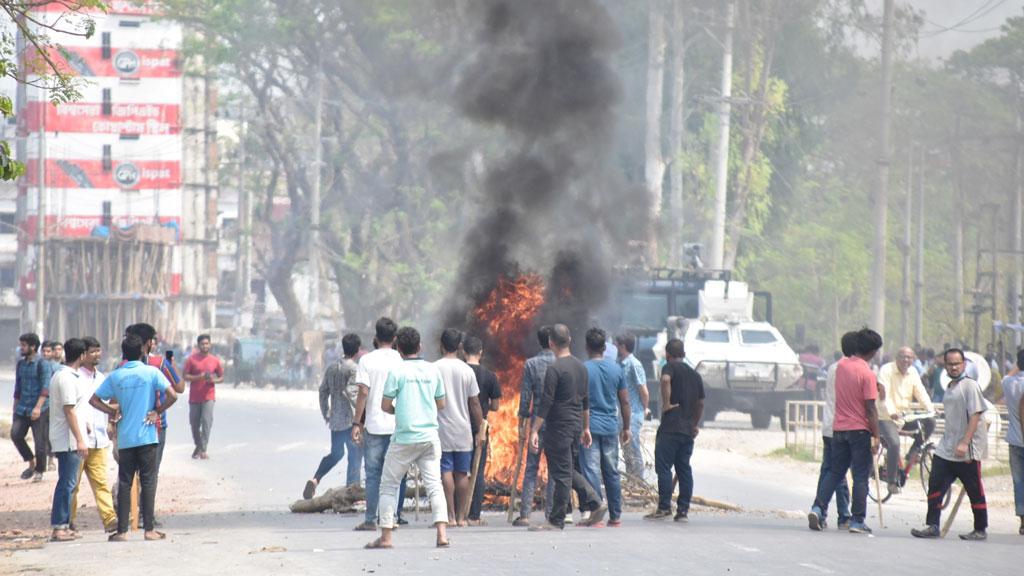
[920,0,1011,38]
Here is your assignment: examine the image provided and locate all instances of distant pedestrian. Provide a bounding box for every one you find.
[464,336,501,526]
[364,327,449,550]
[1001,348,1024,536]
[70,337,117,533]
[48,338,88,542]
[911,348,989,541]
[809,328,882,534]
[807,331,855,531]
[184,334,224,460]
[352,318,407,531]
[434,328,483,527]
[513,326,556,527]
[304,333,362,499]
[11,332,54,483]
[616,333,648,478]
[528,324,604,531]
[645,337,703,523]
[90,334,178,542]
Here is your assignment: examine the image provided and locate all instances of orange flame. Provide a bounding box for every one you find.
[473,274,546,484]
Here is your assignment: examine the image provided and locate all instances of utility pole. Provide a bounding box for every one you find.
[1014,106,1023,347]
[709,0,734,271]
[953,115,965,325]
[35,87,46,337]
[914,146,925,347]
[234,104,249,329]
[870,0,894,339]
[901,143,913,346]
[643,0,666,266]
[308,58,323,328]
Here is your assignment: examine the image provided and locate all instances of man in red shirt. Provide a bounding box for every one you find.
[809,328,882,534]
[184,334,224,460]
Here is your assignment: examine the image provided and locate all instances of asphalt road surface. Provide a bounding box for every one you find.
[1,381,1019,576]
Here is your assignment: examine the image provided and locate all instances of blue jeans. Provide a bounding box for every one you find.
[812,436,851,523]
[520,428,545,519]
[814,430,871,523]
[654,431,694,513]
[1010,444,1024,517]
[51,451,82,529]
[313,428,362,486]
[581,433,623,520]
[363,433,406,524]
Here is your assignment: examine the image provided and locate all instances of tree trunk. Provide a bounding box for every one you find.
[709,1,734,271]
[1014,105,1023,346]
[644,0,667,266]
[668,0,686,268]
[869,0,894,338]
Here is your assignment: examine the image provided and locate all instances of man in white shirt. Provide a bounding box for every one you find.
[352,318,407,531]
[70,337,117,533]
[433,328,483,527]
[877,346,934,494]
[47,339,88,542]
[807,332,854,531]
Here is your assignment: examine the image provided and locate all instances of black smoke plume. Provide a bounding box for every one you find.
[443,0,640,357]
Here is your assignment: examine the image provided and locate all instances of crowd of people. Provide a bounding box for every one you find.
[11,315,1023,549]
[303,317,699,548]
[807,328,1024,540]
[10,325,224,542]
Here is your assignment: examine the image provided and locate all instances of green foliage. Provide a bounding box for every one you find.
[0,0,104,180]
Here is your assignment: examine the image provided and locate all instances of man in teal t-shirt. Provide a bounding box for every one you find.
[365,327,448,550]
[90,335,177,542]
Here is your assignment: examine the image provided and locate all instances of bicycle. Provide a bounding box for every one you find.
[868,412,951,508]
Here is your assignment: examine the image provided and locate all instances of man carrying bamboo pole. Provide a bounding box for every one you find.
[464,336,501,526]
[512,326,555,527]
[911,348,988,541]
[808,328,882,535]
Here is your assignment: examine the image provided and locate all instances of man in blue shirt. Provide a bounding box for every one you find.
[90,334,177,542]
[616,333,649,478]
[11,332,54,482]
[581,328,631,526]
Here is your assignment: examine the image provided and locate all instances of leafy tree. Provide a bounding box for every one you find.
[0,0,104,179]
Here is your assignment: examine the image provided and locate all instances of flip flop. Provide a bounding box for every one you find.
[436,540,451,548]
[50,532,75,542]
[364,538,393,550]
[144,531,167,541]
[108,532,128,542]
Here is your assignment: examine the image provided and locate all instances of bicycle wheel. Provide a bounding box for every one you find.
[867,464,893,504]
[919,449,932,494]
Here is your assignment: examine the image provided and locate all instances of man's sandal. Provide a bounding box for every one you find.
[364,538,393,550]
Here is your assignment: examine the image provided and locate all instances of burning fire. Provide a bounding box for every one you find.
[473,274,546,484]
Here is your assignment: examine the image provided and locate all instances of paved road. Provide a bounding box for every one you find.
[2,382,1019,576]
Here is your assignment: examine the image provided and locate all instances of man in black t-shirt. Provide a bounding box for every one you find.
[464,336,501,524]
[646,338,704,522]
[527,324,604,530]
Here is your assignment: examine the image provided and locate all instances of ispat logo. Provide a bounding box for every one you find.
[114,162,141,188]
[113,50,140,76]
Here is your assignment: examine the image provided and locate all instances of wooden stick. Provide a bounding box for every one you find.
[507,420,527,523]
[461,421,489,522]
[940,486,967,538]
[871,450,884,529]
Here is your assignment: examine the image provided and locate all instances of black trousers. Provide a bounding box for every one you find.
[117,443,159,533]
[10,411,49,473]
[926,455,987,532]
[544,428,600,528]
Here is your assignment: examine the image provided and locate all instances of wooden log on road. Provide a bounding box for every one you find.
[289,484,366,514]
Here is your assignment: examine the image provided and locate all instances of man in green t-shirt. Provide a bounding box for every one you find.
[365,327,449,550]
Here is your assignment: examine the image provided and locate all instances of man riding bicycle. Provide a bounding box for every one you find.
[877,346,935,494]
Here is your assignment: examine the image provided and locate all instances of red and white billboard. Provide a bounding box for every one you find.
[25,101,179,135]
[41,46,181,79]
[25,160,181,189]
[33,1,162,16]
